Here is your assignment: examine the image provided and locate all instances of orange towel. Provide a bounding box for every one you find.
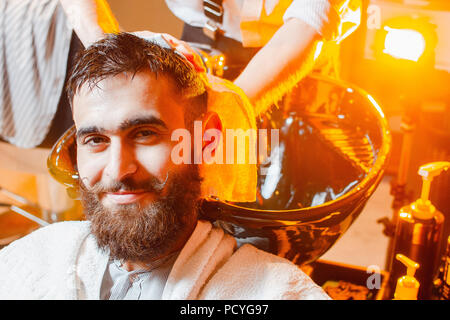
[199,74,257,203]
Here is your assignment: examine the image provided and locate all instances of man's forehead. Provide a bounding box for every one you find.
[74,71,178,103]
[73,72,186,132]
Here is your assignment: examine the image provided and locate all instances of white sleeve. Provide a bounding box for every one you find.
[283,0,362,42]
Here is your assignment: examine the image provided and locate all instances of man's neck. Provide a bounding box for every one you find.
[122,249,179,272]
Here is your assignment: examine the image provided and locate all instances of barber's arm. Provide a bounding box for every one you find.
[234,18,321,116]
[59,0,120,47]
[234,0,362,115]
[59,0,205,71]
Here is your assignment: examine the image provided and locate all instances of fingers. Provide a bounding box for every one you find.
[132,30,157,39]
[160,34,206,73]
[132,31,206,73]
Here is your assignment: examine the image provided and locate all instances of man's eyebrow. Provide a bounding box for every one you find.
[76,116,169,141]
[118,116,168,132]
[76,126,104,141]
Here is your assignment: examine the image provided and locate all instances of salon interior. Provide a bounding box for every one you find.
[0,0,449,300]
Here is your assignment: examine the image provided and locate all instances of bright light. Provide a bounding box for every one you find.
[383,26,426,62]
[314,41,323,61]
[367,94,386,119]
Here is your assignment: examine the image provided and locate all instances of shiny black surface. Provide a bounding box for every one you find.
[200,74,391,265]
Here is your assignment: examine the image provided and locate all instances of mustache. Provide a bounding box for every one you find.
[84,173,169,194]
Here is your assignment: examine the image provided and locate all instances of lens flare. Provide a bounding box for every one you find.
[383,26,426,62]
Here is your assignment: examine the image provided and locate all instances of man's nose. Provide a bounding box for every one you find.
[104,141,138,181]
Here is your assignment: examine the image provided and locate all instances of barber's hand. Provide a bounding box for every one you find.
[161,33,206,73]
[133,31,205,73]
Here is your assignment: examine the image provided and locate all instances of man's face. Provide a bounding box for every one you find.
[73,71,201,263]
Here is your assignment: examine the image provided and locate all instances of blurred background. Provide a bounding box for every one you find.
[0,0,449,300]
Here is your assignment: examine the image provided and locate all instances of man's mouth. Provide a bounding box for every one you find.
[103,190,151,205]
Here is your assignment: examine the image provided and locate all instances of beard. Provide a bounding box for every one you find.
[79,165,202,264]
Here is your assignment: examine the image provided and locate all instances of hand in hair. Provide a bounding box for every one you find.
[133,31,205,73]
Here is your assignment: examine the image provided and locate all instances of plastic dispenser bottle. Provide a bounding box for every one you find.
[388,161,449,300]
[393,254,420,300]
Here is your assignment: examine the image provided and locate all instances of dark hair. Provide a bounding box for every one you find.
[67,32,207,128]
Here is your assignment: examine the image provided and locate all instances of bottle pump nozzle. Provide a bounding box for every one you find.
[412,161,450,219]
[394,254,420,300]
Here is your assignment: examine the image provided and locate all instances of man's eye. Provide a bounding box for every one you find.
[84,136,108,146]
[134,129,158,142]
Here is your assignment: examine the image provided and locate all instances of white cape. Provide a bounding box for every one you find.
[0,220,330,299]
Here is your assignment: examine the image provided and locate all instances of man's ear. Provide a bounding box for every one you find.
[202,111,222,150]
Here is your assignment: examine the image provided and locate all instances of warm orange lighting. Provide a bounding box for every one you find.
[399,211,413,221]
[367,94,385,119]
[383,26,426,62]
[314,41,323,61]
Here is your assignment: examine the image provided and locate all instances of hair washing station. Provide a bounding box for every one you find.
[48,73,391,266]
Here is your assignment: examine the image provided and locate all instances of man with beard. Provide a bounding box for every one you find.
[0,33,329,300]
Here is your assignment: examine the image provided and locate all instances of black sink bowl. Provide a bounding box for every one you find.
[199,73,391,266]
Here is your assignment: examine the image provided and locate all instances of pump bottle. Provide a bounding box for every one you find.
[393,254,420,300]
[388,161,449,300]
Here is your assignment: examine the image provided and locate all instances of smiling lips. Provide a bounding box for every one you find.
[104,190,150,204]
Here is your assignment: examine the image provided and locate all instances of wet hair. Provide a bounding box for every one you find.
[66,32,207,129]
